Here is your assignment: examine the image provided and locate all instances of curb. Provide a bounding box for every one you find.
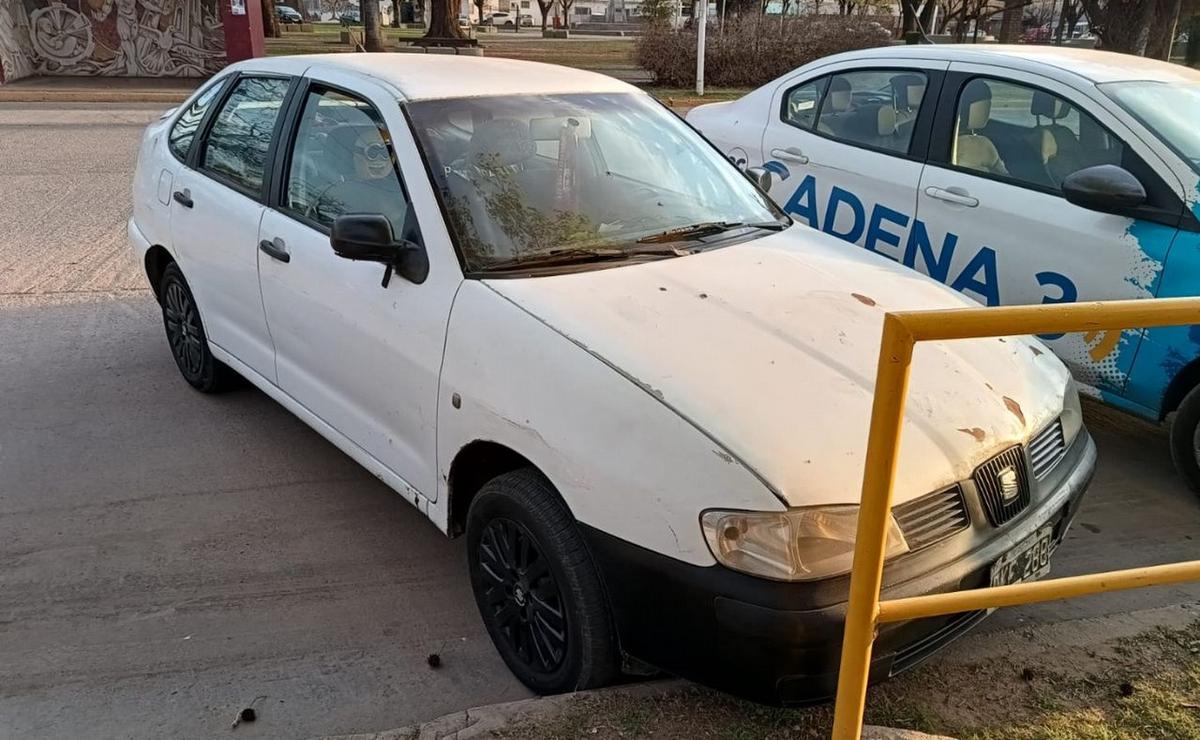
[315,680,954,740]
[0,90,192,104]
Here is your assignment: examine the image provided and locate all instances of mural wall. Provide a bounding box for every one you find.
[0,0,226,83]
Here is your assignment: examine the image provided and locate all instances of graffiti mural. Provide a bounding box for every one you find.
[0,0,226,81]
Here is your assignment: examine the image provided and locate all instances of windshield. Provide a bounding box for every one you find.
[1100,80,1200,177]
[406,93,785,272]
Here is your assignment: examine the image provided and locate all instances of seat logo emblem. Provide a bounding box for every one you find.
[997,465,1020,503]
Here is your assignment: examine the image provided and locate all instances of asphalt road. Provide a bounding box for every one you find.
[2,103,1199,739]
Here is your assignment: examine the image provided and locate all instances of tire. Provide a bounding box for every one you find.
[158,263,235,393]
[1170,383,1200,495]
[466,468,619,694]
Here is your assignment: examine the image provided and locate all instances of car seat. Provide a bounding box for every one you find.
[890,74,926,128]
[817,77,854,138]
[841,104,900,151]
[954,80,1009,176]
[1030,91,1085,186]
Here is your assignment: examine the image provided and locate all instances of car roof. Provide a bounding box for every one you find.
[822,44,1200,85]
[230,54,642,102]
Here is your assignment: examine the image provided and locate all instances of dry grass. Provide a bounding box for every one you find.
[496,620,1200,739]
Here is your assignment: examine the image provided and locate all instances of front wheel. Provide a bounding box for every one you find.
[1171,384,1200,496]
[467,468,619,694]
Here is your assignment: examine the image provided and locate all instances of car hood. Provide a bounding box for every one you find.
[484,227,1070,507]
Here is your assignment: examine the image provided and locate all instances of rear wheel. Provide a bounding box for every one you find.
[466,468,619,694]
[1170,383,1200,496]
[159,263,235,393]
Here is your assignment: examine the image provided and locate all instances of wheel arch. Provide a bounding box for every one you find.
[446,439,541,537]
[144,244,175,302]
[1162,355,1200,418]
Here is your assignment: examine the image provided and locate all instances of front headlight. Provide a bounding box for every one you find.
[1061,378,1083,446]
[700,506,909,582]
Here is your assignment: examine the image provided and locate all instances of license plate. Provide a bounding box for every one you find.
[990,525,1054,587]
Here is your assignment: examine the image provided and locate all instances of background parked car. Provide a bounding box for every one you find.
[339,8,361,25]
[276,4,303,23]
[688,45,1200,495]
[484,11,533,26]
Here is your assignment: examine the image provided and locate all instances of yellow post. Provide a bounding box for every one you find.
[877,560,1200,623]
[830,315,915,740]
[828,295,1200,740]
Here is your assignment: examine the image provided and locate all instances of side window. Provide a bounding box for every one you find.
[200,77,290,195]
[813,69,928,155]
[782,77,828,131]
[283,88,410,234]
[951,78,1124,191]
[169,80,225,161]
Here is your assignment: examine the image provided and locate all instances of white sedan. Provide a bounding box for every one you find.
[130,54,1094,703]
[688,45,1200,494]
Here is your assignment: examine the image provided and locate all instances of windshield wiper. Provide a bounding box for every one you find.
[635,220,787,244]
[481,245,688,272]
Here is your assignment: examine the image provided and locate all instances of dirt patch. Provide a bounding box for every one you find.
[495,617,1200,740]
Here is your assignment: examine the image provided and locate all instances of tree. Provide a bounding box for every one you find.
[424,0,467,37]
[391,0,401,26]
[561,0,576,25]
[362,0,386,49]
[536,0,554,29]
[262,0,282,37]
[639,0,676,22]
[1083,0,1154,53]
[998,0,1025,41]
[474,0,485,22]
[1145,0,1183,58]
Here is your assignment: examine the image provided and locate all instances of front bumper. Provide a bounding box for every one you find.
[582,429,1097,704]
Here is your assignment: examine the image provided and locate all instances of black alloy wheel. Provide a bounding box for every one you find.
[158,263,234,393]
[477,517,568,673]
[466,468,619,694]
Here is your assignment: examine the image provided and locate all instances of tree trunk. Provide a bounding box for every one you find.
[262,0,282,37]
[537,0,552,28]
[424,0,466,37]
[362,0,386,49]
[998,0,1023,41]
[1083,0,1157,53]
[391,0,401,26]
[1146,0,1182,57]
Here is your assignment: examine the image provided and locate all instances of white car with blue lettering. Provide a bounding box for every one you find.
[688,45,1200,494]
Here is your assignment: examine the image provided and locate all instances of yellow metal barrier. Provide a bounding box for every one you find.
[830,297,1200,740]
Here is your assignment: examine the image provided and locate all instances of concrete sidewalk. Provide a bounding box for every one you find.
[0,76,198,104]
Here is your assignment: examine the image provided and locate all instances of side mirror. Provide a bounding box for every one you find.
[1061,164,1146,215]
[744,166,774,192]
[330,212,429,286]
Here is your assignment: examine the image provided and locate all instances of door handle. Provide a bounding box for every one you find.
[924,186,979,208]
[769,146,809,165]
[259,237,290,263]
[172,189,193,208]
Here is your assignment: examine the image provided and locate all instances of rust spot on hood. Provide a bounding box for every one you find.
[851,293,877,306]
[958,427,986,442]
[1003,396,1026,426]
[699,292,709,299]
[1030,346,1044,357]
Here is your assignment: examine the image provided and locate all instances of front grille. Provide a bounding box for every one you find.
[1029,419,1067,480]
[972,446,1031,526]
[893,486,970,551]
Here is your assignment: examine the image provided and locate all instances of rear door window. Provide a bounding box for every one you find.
[169,80,225,162]
[200,76,291,197]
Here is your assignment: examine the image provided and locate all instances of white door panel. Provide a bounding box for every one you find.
[170,168,275,378]
[761,60,949,265]
[257,71,462,500]
[914,65,1184,391]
